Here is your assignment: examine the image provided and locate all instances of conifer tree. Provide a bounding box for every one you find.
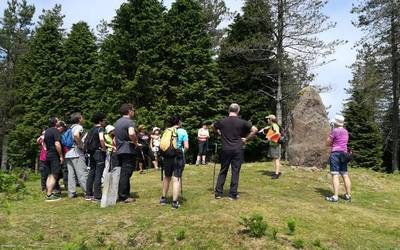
[8,5,64,168]
[344,47,384,169]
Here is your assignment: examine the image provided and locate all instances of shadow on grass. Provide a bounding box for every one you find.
[257,170,275,176]
[314,188,331,197]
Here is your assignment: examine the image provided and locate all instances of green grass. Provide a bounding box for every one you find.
[1,162,400,249]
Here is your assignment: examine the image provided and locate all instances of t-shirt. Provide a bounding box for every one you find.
[330,127,348,153]
[138,133,150,148]
[114,116,136,155]
[44,127,60,157]
[177,128,189,153]
[198,128,209,142]
[38,135,47,161]
[214,116,252,151]
[104,134,114,152]
[89,126,105,151]
[65,124,85,158]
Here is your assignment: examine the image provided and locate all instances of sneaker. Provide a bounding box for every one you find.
[85,195,94,201]
[140,170,144,174]
[202,161,206,165]
[271,172,282,179]
[343,194,352,202]
[228,196,238,201]
[172,201,180,209]
[160,196,168,205]
[68,192,78,198]
[123,197,136,203]
[215,195,222,199]
[325,196,339,202]
[195,161,200,166]
[92,198,101,203]
[45,194,61,202]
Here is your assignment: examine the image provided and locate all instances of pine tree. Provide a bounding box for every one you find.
[218,0,276,123]
[61,21,98,121]
[8,5,64,168]
[344,47,384,169]
[0,0,35,170]
[352,0,400,173]
[159,0,222,156]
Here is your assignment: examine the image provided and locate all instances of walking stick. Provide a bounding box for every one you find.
[212,143,218,192]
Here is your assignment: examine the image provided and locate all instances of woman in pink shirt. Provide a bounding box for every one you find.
[37,130,48,191]
[325,115,352,202]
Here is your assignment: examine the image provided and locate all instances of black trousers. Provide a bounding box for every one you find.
[215,149,244,198]
[86,150,106,199]
[117,153,136,200]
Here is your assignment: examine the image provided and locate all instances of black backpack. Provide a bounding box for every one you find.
[84,127,100,154]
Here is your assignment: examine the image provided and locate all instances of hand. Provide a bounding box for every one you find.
[241,137,247,144]
[60,156,64,165]
[137,143,143,147]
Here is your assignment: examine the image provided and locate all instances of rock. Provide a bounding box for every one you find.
[287,86,330,168]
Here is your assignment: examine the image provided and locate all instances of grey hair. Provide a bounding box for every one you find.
[228,103,240,114]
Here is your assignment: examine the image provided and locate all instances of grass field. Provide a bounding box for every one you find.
[1,162,400,249]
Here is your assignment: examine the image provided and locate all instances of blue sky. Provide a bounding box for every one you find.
[0,0,362,119]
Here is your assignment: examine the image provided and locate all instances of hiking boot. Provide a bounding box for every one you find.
[172,201,180,209]
[85,195,94,201]
[45,194,61,202]
[271,172,282,179]
[160,196,168,205]
[325,196,339,202]
[343,194,352,202]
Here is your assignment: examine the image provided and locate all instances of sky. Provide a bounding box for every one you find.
[0,0,363,119]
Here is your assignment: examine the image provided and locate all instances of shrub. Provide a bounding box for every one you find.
[292,239,305,249]
[156,230,162,243]
[287,219,296,235]
[313,239,322,247]
[240,214,267,238]
[175,228,186,241]
[271,228,278,240]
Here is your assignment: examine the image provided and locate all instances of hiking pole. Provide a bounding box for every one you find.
[212,143,218,192]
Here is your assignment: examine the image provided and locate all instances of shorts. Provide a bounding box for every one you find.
[329,151,348,175]
[268,145,281,159]
[150,150,159,161]
[45,155,61,175]
[162,154,185,178]
[137,147,149,163]
[198,141,208,155]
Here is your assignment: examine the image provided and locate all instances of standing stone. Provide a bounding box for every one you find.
[287,87,330,168]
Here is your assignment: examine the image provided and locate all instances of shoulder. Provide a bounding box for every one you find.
[178,128,188,137]
[73,124,83,132]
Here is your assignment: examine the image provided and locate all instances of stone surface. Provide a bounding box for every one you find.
[287,86,330,168]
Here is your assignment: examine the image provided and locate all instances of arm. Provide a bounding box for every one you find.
[326,137,333,147]
[128,127,138,146]
[99,131,107,151]
[73,130,83,148]
[242,126,258,143]
[183,140,189,153]
[212,123,221,135]
[55,141,64,164]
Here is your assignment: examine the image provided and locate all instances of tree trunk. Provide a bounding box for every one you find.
[276,0,285,126]
[390,13,399,173]
[1,134,8,171]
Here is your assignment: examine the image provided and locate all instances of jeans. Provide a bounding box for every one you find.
[215,149,244,198]
[117,153,136,201]
[86,150,106,199]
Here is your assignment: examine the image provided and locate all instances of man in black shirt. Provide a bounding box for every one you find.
[213,103,258,200]
[44,117,64,202]
[114,103,138,203]
[85,112,107,202]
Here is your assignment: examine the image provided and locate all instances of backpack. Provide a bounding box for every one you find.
[270,124,287,145]
[159,127,178,157]
[84,127,100,154]
[61,125,76,149]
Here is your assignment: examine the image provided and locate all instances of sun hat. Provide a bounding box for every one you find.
[334,115,345,126]
[265,114,276,120]
[152,127,160,133]
[105,125,115,134]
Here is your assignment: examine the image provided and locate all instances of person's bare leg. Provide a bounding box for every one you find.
[275,158,281,174]
[342,174,351,196]
[162,177,171,197]
[139,162,143,173]
[332,175,340,198]
[172,176,181,201]
[152,160,158,170]
[46,174,56,196]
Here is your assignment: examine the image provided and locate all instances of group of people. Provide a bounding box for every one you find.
[38,102,351,208]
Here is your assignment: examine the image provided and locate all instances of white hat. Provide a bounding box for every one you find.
[334,115,345,126]
[152,127,160,133]
[105,125,115,134]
